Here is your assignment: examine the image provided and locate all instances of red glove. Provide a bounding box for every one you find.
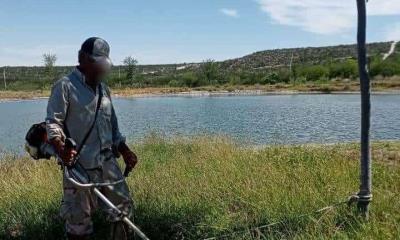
[118,142,138,174]
[50,137,77,166]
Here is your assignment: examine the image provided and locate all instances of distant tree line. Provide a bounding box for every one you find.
[104,53,400,88]
[1,49,399,91]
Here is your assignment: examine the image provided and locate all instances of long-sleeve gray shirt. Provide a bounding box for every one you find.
[46,68,125,169]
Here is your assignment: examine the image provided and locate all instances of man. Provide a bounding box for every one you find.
[46,37,138,240]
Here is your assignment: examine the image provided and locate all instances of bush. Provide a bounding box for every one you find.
[297,65,329,81]
[370,57,400,77]
[328,59,358,79]
[168,80,181,87]
[181,72,201,87]
[262,72,280,85]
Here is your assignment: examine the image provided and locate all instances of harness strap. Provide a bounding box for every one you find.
[64,83,103,156]
[78,84,103,156]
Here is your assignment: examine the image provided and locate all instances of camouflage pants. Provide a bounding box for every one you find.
[60,156,133,236]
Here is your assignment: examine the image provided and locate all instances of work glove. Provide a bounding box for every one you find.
[50,137,77,166]
[118,142,138,176]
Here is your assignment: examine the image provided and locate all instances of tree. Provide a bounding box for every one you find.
[297,65,329,81]
[262,72,280,85]
[181,72,199,87]
[123,56,138,83]
[42,53,57,79]
[43,53,57,68]
[199,59,219,85]
[328,59,358,79]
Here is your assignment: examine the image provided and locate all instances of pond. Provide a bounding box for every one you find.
[0,94,399,153]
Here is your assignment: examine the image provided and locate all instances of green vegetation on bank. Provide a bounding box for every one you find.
[0,136,399,239]
[1,42,399,92]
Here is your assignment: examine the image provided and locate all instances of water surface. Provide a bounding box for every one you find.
[1,94,399,153]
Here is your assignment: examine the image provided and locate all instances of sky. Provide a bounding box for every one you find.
[0,0,399,66]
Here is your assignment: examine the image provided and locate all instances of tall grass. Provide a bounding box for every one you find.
[0,136,399,239]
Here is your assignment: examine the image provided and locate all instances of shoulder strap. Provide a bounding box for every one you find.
[75,84,103,156]
[63,76,73,138]
[64,104,71,138]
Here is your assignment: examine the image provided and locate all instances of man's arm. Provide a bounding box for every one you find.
[46,79,76,165]
[110,104,126,149]
[46,79,69,141]
[107,86,138,172]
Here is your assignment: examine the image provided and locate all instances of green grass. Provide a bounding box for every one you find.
[0,136,399,239]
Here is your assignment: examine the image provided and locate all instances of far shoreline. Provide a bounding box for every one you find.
[1,88,400,103]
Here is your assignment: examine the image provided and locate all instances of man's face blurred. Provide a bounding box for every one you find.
[83,56,111,85]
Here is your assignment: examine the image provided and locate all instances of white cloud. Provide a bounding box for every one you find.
[385,22,400,41]
[220,8,239,18]
[258,0,400,35]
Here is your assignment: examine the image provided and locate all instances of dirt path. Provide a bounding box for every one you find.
[383,41,398,60]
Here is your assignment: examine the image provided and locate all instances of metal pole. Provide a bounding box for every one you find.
[289,52,294,83]
[356,0,372,219]
[3,67,6,90]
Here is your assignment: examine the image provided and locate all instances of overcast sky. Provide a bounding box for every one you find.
[0,0,399,66]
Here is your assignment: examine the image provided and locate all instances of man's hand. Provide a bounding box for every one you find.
[118,142,138,175]
[50,137,77,166]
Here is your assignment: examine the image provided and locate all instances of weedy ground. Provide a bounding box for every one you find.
[0,136,399,239]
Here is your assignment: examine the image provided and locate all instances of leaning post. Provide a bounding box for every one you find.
[3,67,6,90]
[356,0,372,219]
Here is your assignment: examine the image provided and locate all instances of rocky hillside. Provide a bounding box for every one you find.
[220,42,394,70]
[1,41,397,84]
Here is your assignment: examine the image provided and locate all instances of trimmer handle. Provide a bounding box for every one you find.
[65,138,132,178]
[65,138,77,151]
[123,167,131,177]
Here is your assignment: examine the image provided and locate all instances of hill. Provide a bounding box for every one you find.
[0,41,399,91]
[220,42,394,70]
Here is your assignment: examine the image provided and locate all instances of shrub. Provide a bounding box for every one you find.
[297,65,329,81]
[328,59,358,79]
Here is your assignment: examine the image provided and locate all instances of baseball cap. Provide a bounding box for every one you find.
[80,37,112,69]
